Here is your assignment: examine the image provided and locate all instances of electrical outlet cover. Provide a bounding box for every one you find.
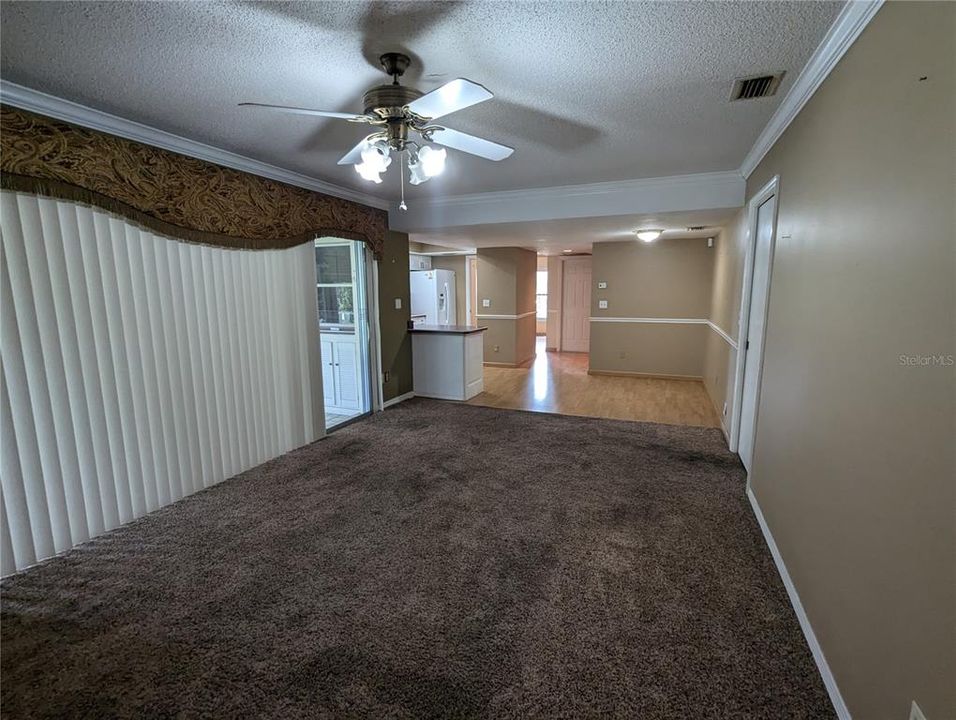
[598,300,608,309]
[482,298,491,307]
[394,298,402,309]
[598,281,607,289]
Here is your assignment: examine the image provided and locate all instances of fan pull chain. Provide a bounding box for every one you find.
[399,150,408,212]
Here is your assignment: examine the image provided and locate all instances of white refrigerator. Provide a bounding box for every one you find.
[410,269,456,326]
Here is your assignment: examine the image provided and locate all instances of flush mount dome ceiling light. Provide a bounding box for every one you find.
[240,52,514,210]
[636,229,664,242]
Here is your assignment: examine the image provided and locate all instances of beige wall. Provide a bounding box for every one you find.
[710,3,955,717]
[589,238,714,376]
[702,327,734,430]
[590,323,707,378]
[477,247,518,313]
[703,222,747,431]
[378,230,413,401]
[430,255,467,325]
[477,247,537,365]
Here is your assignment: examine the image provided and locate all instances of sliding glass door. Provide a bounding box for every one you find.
[315,238,373,429]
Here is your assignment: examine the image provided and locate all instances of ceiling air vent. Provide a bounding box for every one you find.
[731,72,785,101]
[687,226,707,231]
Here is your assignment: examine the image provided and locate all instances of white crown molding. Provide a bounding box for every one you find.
[391,171,746,232]
[747,486,851,719]
[739,0,884,178]
[0,81,390,211]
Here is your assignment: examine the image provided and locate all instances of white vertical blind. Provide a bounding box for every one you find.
[0,191,324,575]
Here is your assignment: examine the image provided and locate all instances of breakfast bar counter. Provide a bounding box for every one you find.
[409,325,486,401]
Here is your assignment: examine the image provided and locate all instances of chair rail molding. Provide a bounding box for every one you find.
[739,0,885,178]
[0,80,389,211]
[476,311,537,320]
[707,321,738,350]
[589,317,709,325]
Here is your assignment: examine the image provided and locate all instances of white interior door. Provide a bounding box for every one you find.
[561,257,591,352]
[738,194,777,471]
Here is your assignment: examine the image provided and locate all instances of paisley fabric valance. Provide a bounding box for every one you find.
[0,106,387,258]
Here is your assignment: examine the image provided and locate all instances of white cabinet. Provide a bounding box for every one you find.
[411,328,485,401]
[409,253,432,271]
[320,333,362,413]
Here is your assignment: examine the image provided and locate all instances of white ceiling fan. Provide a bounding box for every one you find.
[240,52,514,208]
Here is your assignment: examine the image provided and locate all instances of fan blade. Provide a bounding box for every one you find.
[337,139,369,166]
[239,102,369,122]
[406,79,493,120]
[428,127,514,161]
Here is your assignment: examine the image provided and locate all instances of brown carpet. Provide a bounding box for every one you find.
[1,400,834,719]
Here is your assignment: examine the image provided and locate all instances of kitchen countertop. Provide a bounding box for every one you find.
[409,324,487,334]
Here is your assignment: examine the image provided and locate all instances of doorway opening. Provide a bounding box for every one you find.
[730,176,780,471]
[315,238,374,430]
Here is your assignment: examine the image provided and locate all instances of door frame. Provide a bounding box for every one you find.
[367,249,384,412]
[315,237,380,421]
[729,175,780,456]
[464,254,477,327]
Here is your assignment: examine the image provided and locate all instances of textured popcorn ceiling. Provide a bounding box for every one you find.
[0,1,842,201]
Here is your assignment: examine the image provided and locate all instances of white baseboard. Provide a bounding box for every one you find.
[746,486,851,720]
[382,391,415,409]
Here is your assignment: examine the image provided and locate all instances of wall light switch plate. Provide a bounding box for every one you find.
[598,300,608,309]
[598,281,607,289]
[394,298,402,310]
[482,298,491,307]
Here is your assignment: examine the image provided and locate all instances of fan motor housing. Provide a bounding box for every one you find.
[363,84,423,120]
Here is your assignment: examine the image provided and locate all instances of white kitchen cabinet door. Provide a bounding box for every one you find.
[333,339,361,410]
[409,254,432,271]
[320,339,336,404]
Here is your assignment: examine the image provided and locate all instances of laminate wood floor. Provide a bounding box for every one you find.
[468,338,722,428]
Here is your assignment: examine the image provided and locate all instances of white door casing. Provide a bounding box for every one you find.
[561,257,591,352]
[732,177,780,471]
[466,255,478,326]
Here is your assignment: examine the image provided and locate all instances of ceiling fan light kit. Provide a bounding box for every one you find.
[240,52,513,209]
